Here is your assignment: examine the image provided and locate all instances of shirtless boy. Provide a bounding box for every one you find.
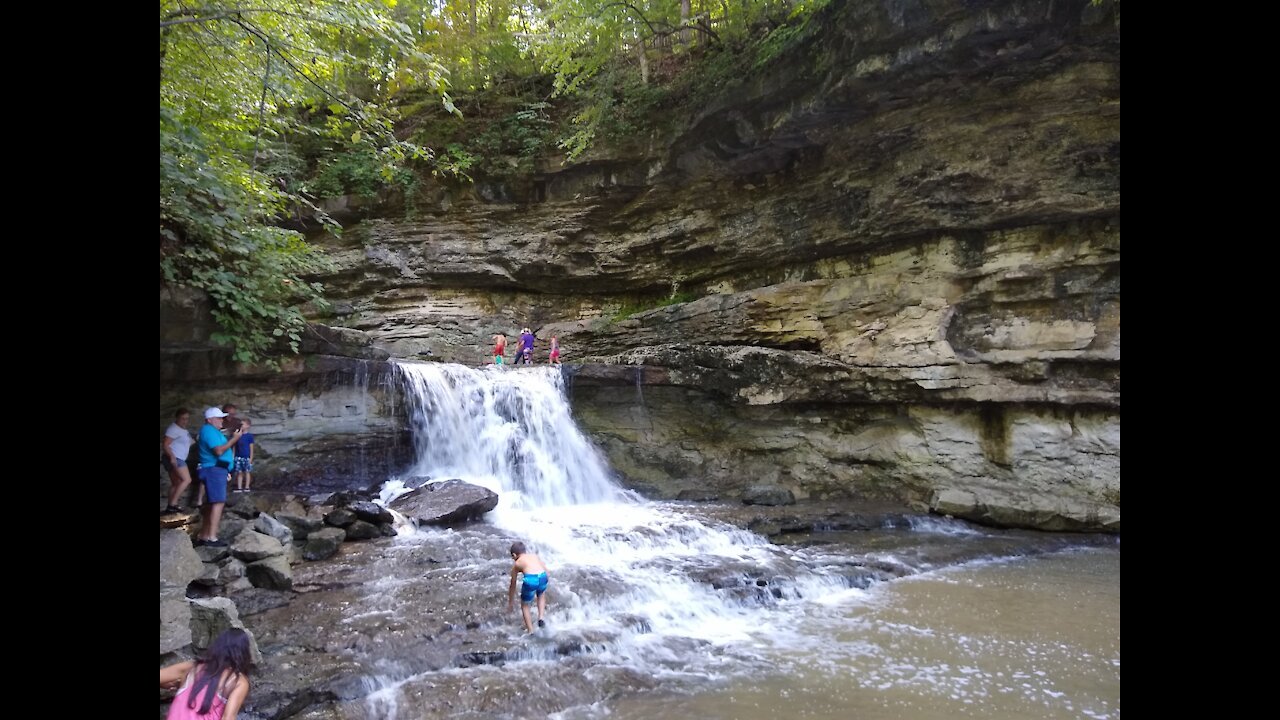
[506,541,549,633]
[492,333,507,365]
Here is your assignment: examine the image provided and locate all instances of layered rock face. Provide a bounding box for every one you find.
[160,0,1120,530]
[160,288,414,492]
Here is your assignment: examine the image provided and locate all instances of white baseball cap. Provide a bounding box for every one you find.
[205,407,229,419]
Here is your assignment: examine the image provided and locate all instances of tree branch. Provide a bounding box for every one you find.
[230,17,360,116]
[560,2,720,45]
[160,6,362,32]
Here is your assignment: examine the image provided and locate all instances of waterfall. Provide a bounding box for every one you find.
[394,362,632,508]
[388,361,851,641]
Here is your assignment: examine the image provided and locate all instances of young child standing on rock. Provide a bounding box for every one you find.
[233,418,255,493]
[506,541,549,633]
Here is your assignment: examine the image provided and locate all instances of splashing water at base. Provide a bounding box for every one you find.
[389,362,849,643]
[299,361,1120,719]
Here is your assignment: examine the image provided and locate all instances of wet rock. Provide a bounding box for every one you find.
[215,514,248,544]
[307,492,340,506]
[456,650,507,667]
[931,487,1121,533]
[191,562,221,587]
[160,529,204,594]
[304,527,346,561]
[246,686,337,720]
[863,558,915,577]
[743,484,796,506]
[232,528,286,562]
[159,596,191,654]
[222,557,247,583]
[327,673,378,702]
[839,566,887,589]
[323,507,356,528]
[194,543,231,563]
[276,512,324,540]
[225,493,260,519]
[348,501,393,524]
[232,587,295,616]
[246,653,363,719]
[254,513,295,546]
[225,577,253,592]
[344,520,380,540]
[189,597,262,664]
[247,555,293,590]
[300,324,389,361]
[677,488,721,501]
[379,522,398,537]
[390,479,499,526]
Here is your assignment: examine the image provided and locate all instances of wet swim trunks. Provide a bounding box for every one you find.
[520,572,548,603]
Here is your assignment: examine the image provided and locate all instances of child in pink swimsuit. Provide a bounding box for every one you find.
[160,628,254,719]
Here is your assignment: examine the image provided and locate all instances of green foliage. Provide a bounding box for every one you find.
[612,290,700,321]
[753,21,807,70]
[409,88,555,179]
[160,109,333,367]
[532,0,830,160]
[467,101,555,173]
[160,0,450,367]
[308,146,417,198]
[434,143,478,181]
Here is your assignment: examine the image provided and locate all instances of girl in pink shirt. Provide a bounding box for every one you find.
[160,628,253,720]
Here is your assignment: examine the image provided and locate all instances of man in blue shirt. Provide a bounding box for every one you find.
[195,407,243,546]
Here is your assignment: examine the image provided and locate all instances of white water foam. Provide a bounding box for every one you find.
[388,362,854,646]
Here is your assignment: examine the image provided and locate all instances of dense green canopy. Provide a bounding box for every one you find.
[160,0,829,366]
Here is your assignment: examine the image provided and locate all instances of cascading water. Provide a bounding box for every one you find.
[387,361,846,645]
[282,360,1120,720]
[394,362,629,508]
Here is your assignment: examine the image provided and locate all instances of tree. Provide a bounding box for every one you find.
[159,0,452,367]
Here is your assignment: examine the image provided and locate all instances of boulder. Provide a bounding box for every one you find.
[232,528,286,562]
[348,501,393,524]
[189,597,262,664]
[254,513,295,547]
[389,479,499,526]
[344,520,380,541]
[246,555,293,591]
[275,512,324,540]
[324,508,357,528]
[160,530,204,594]
[303,527,346,561]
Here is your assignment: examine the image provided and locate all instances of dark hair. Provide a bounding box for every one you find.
[510,541,526,556]
[222,404,237,412]
[188,628,253,714]
[175,408,190,420]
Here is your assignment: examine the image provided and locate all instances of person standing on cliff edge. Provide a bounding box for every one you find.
[492,333,507,365]
[516,327,535,365]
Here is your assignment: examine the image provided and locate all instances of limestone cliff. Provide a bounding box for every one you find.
[160,0,1120,530]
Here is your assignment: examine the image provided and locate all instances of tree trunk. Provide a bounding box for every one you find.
[681,0,692,46]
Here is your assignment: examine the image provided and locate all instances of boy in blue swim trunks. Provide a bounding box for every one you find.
[506,541,549,633]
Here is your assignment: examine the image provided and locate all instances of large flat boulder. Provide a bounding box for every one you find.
[389,479,498,526]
